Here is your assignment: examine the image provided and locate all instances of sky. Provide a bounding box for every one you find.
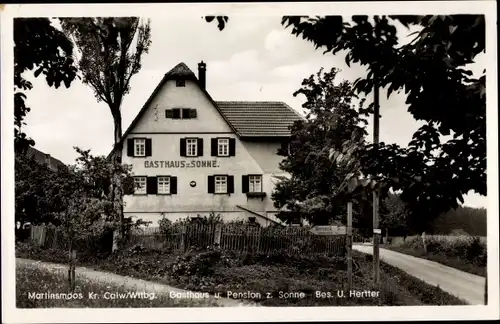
[20,15,487,208]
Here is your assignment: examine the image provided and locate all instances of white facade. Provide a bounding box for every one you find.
[118,62,302,227]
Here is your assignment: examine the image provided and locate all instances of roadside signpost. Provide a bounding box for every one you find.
[310,225,347,235]
[310,222,351,291]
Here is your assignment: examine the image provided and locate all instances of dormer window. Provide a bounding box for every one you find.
[176,79,185,87]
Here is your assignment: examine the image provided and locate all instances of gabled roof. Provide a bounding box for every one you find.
[115,62,239,152]
[165,62,197,79]
[216,101,304,138]
[111,62,304,157]
[25,146,65,171]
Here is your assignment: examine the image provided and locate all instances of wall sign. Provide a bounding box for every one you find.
[144,160,219,168]
[190,181,196,187]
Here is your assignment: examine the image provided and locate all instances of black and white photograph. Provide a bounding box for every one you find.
[1,1,498,322]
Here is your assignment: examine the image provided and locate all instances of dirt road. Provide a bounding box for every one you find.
[353,244,485,305]
[16,258,256,307]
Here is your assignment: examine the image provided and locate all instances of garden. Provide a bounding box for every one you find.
[16,237,468,307]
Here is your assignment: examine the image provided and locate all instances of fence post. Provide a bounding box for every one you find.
[68,246,76,292]
[347,201,353,292]
[180,224,186,252]
[214,223,222,248]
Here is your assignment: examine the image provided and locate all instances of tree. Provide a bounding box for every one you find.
[271,67,371,226]
[281,15,486,232]
[60,18,152,249]
[14,18,78,153]
[15,153,62,228]
[379,193,409,236]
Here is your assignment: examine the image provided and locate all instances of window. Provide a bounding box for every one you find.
[211,138,235,157]
[166,108,197,119]
[214,176,227,194]
[176,79,185,87]
[127,138,152,157]
[248,175,262,193]
[217,138,229,156]
[157,176,171,194]
[182,108,191,119]
[134,139,146,157]
[186,139,198,157]
[134,177,147,194]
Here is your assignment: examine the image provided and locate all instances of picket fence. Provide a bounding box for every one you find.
[28,224,347,256]
[128,223,347,256]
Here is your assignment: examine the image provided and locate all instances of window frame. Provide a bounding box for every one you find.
[157,176,171,195]
[217,138,230,157]
[185,138,198,157]
[133,176,147,195]
[214,175,228,194]
[134,138,147,157]
[248,174,263,193]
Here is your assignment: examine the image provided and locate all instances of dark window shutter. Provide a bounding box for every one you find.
[165,109,174,118]
[229,138,236,156]
[189,109,197,118]
[227,176,234,194]
[211,138,218,156]
[242,175,249,193]
[208,176,215,193]
[173,108,181,119]
[145,139,152,156]
[197,138,204,156]
[180,138,186,157]
[127,139,134,156]
[182,108,191,119]
[170,176,177,194]
[147,177,157,195]
[123,177,134,195]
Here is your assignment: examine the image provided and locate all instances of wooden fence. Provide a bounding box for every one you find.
[28,224,346,256]
[128,223,347,256]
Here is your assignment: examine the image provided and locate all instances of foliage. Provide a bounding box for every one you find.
[60,17,152,247]
[280,15,485,232]
[271,67,370,226]
[379,193,410,235]
[204,16,229,31]
[389,234,487,276]
[15,153,62,227]
[15,146,137,254]
[14,18,78,153]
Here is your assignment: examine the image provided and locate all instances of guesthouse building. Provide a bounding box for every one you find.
[116,62,303,227]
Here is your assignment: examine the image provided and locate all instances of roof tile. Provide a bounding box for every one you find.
[216,101,304,137]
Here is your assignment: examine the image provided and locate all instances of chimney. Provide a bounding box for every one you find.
[198,61,206,90]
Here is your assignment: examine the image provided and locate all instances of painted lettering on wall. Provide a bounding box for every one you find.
[144,160,219,168]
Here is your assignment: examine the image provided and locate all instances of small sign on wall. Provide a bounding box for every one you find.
[144,160,219,168]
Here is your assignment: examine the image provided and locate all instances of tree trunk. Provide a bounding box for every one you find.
[111,113,124,252]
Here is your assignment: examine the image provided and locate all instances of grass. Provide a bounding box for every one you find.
[384,235,487,277]
[385,245,486,277]
[16,242,467,306]
[16,262,211,308]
